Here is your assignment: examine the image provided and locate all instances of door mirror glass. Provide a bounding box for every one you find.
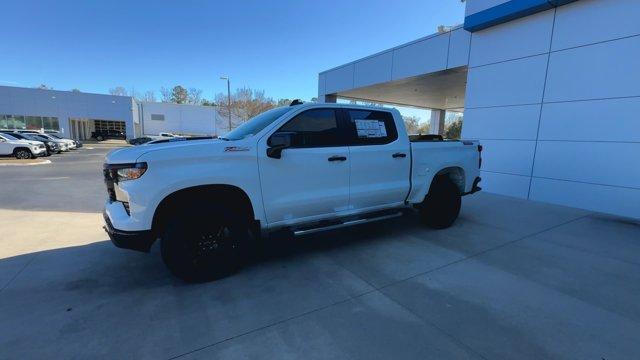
[267,132,294,159]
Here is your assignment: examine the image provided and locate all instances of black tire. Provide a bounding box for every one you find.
[96,135,104,141]
[419,175,461,229]
[13,148,32,160]
[160,203,249,282]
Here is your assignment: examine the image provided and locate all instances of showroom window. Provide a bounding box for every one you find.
[0,115,60,131]
[26,116,41,130]
[151,114,165,121]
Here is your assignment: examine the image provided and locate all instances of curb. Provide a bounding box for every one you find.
[0,159,52,167]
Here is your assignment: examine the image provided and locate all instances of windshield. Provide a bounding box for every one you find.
[221,107,293,141]
[48,134,62,139]
[1,133,18,140]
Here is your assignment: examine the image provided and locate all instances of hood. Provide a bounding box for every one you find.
[105,138,224,164]
[15,139,42,146]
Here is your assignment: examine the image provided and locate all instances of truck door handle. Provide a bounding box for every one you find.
[392,152,407,158]
[328,155,347,162]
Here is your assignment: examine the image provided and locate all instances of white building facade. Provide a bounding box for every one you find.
[0,86,232,140]
[318,0,640,219]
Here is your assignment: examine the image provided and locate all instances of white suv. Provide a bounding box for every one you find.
[0,133,47,159]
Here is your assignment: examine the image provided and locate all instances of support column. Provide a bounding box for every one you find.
[429,109,446,135]
[321,94,337,103]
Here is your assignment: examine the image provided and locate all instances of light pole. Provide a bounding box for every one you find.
[220,76,231,132]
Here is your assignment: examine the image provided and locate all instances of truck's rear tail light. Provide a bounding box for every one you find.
[478,144,483,169]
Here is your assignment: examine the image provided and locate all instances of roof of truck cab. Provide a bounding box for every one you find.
[291,102,399,112]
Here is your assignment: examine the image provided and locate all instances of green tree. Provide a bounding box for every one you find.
[444,119,463,139]
[171,85,188,104]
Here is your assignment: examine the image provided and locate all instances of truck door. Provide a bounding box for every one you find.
[344,108,411,211]
[258,108,351,225]
[0,134,13,155]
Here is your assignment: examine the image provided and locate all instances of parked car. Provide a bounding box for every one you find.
[128,137,153,146]
[103,102,482,282]
[92,129,125,141]
[6,132,60,155]
[158,132,177,138]
[46,133,81,149]
[29,133,70,152]
[0,133,47,159]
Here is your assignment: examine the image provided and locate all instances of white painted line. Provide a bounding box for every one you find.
[0,160,52,167]
[40,176,71,180]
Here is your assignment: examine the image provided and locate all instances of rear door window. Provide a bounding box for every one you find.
[344,109,398,145]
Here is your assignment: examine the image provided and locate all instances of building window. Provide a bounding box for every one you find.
[26,116,42,130]
[0,114,59,131]
[13,115,26,130]
[150,114,165,121]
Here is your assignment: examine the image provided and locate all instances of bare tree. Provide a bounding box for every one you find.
[187,88,203,105]
[277,98,292,107]
[403,115,430,135]
[160,87,172,102]
[109,86,128,96]
[214,87,277,128]
[141,91,156,102]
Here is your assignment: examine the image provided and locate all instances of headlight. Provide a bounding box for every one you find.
[115,162,148,182]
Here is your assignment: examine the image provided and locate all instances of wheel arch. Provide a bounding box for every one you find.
[432,166,466,194]
[13,147,32,157]
[151,184,257,237]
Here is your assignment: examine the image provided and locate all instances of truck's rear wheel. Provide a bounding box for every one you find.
[419,176,461,229]
[160,204,248,282]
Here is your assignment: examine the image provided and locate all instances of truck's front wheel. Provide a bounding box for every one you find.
[160,205,248,282]
[419,175,461,229]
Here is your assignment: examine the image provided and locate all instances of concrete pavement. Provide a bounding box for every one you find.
[1,148,639,359]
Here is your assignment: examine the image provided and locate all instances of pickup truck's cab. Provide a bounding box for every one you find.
[103,102,481,282]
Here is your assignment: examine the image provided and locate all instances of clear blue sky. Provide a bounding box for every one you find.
[1,0,465,103]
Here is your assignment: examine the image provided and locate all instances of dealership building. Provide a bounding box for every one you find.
[0,85,233,140]
[319,0,639,219]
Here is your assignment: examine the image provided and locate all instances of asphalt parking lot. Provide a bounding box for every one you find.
[1,147,639,359]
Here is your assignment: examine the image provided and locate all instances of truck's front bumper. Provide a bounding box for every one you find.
[103,210,155,252]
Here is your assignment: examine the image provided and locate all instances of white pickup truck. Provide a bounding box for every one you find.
[103,102,482,281]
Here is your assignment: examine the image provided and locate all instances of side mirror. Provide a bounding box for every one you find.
[267,132,294,159]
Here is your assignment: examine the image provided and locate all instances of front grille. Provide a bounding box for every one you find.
[103,166,117,202]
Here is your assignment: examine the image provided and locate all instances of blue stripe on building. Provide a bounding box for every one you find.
[464,0,579,32]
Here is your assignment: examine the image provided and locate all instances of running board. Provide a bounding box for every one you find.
[293,211,403,236]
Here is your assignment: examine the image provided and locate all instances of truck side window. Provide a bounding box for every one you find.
[278,109,341,148]
[346,109,398,145]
